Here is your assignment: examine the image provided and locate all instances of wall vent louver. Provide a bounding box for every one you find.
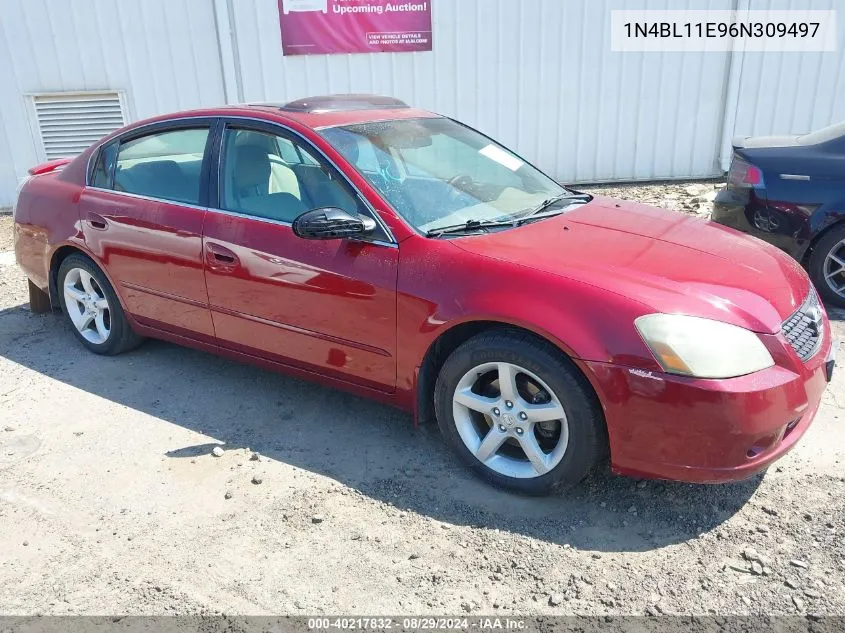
[32,92,126,160]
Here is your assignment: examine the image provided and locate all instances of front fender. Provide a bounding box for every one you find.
[395,237,661,409]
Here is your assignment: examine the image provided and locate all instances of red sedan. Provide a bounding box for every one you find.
[13,95,836,495]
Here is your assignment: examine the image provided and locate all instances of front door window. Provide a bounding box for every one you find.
[220,128,362,224]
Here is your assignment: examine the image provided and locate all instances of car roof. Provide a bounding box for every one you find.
[246,101,441,129]
[119,95,441,135]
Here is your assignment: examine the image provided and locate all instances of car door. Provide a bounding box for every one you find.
[80,120,216,341]
[201,119,398,391]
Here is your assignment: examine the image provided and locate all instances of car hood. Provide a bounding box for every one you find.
[451,197,809,334]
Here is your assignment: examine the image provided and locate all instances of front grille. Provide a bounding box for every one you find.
[782,289,824,362]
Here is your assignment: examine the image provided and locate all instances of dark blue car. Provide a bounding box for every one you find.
[712,122,845,307]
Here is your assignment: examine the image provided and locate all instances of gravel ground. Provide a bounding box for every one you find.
[0,211,13,252]
[0,185,843,618]
[577,179,725,218]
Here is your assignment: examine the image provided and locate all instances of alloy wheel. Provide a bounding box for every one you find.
[452,361,569,479]
[824,238,845,299]
[63,267,111,344]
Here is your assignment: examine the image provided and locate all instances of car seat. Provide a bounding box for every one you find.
[228,144,306,222]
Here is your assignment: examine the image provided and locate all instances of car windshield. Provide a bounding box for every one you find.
[320,118,570,234]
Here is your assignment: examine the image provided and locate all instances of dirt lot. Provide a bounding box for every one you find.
[0,188,843,617]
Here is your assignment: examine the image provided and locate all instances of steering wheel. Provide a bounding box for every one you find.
[447,174,474,201]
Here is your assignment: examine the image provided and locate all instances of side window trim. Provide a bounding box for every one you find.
[210,117,395,244]
[104,142,117,188]
[202,119,225,209]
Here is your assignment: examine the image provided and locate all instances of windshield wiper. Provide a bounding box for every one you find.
[426,193,593,237]
[516,193,592,225]
[426,218,515,238]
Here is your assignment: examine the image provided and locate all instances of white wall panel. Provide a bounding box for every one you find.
[0,0,226,206]
[728,0,845,150]
[1,0,844,207]
[230,0,733,185]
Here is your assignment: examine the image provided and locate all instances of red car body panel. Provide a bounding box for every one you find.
[202,212,398,391]
[12,104,833,484]
[79,187,215,340]
[587,328,832,482]
[452,197,810,335]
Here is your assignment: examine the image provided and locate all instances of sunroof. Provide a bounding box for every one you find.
[280,94,409,113]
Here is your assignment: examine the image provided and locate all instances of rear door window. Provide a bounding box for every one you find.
[113,127,210,205]
[90,142,118,188]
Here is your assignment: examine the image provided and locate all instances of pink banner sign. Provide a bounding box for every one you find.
[279,0,432,56]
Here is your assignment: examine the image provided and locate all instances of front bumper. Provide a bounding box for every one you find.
[583,327,834,484]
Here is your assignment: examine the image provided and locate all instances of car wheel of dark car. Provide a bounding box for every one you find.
[57,253,144,355]
[434,329,607,495]
[809,224,845,308]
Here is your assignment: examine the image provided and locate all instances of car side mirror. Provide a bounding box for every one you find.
[292,207,377,240]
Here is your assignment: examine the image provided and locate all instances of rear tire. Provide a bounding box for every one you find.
[809,223,845,308]
[434,329,606,495]
[57,253,143,355]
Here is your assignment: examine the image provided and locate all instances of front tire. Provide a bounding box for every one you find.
[57,254,143,355]
[809,224,845,308]
[434,330,606,495]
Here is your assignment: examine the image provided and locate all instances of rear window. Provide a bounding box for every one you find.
[113,128,209,205]
[90,142,118,188]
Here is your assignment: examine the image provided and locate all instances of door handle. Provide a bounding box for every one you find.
[206,242,239,268]
[87,212,108,230]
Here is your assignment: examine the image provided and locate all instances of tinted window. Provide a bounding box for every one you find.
[91,142,118,188]
[220,128,360,223]
[113,128,209,205]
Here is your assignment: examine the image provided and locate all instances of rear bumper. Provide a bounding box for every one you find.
[584,329,833,484]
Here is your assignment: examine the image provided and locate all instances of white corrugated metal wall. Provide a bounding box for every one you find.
[0,0,843,207]
[727,0,844,162]
[227,0,734,185]
[0,0,226,207]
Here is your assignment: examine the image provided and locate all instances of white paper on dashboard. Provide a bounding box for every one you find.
[479,144,524,171]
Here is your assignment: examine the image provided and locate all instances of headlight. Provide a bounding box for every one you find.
[635,314,774,379]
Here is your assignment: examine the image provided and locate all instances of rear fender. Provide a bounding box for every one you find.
[803,206,845,263]
[47,240,131,315]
